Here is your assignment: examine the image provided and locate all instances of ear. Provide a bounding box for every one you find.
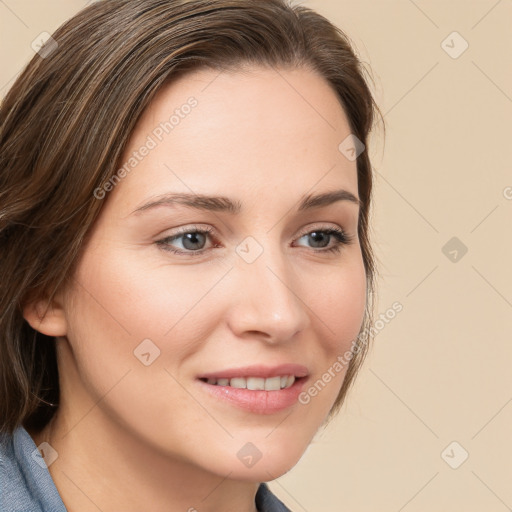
[22,292,68,337]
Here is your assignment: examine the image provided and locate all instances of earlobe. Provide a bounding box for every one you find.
[23,295,68,337]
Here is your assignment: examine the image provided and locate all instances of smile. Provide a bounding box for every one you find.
[196,366,309,414]
[199,375,296,390]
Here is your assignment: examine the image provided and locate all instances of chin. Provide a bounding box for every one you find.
[208,436,309,482]
[219,455,301,483]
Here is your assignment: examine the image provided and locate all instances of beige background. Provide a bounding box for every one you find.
[1,1,511,510]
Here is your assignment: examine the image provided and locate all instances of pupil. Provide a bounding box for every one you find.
[183,232,205,250]
[310,231,328,248]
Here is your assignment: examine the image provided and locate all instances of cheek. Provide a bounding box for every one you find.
[63,246,217,443]
[299,255,367,408]
[334,267,367,344]
[311,255,367,354]
[71,243,219,341]
[65,243,233,403]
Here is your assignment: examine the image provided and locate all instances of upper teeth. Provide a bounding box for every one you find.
[206,375,295,390]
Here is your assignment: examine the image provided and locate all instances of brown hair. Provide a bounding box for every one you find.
[0,0,384,435]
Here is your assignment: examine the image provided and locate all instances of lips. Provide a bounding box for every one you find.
[195,364,309,414]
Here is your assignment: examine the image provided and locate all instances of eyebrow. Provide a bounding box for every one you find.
[130,189,361,216]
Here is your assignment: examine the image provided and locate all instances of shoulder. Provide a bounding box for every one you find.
[0,427,36,511]
[0,426,67,512]
[256,482,292,512]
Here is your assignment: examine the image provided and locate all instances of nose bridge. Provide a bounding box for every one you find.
[227,233,310,341]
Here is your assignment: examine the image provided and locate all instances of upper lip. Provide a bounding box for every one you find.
[197,364,309,380]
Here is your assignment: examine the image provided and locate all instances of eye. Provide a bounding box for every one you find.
[156,225,217,257]
[293,226,355,254]
[155,224,355,257]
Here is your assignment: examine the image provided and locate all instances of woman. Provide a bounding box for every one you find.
[0,0,384,510]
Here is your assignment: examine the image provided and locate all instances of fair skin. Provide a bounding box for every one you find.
[24,65,366,512]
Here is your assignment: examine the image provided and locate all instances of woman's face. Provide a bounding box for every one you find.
[56,65,366,481]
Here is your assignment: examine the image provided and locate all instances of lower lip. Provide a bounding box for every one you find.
[196,377,307,414]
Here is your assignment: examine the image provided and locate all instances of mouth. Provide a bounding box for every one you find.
[196,364,309,414]
[198,375,299,390]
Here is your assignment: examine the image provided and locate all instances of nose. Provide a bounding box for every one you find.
[225,241,311,344]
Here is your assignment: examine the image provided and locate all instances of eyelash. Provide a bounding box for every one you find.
[155,224,355,257]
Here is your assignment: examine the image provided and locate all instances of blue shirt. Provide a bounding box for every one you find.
[0,426,291,511]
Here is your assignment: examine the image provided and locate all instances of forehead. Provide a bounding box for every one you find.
[109,65,358,213]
